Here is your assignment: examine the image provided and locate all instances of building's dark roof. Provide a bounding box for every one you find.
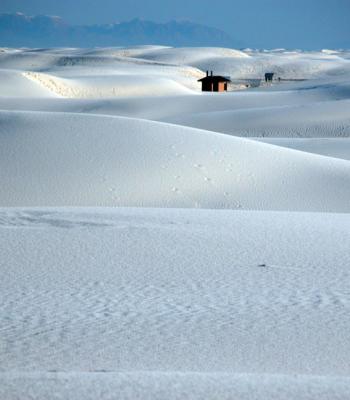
[198,75,231,82]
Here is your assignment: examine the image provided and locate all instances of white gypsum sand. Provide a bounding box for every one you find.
[1,208,350,399]
[0,46,350,399]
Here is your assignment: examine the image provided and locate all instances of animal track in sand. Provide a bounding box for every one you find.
[175,153,185,159]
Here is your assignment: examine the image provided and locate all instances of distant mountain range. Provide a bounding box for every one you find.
[0,12,239,48]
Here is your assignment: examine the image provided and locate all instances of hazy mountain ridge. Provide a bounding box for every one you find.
[0,12,237,47]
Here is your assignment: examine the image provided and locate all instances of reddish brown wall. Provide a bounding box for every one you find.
[218,82,226,92]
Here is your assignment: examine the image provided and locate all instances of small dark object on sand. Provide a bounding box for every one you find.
[258,263,267,267]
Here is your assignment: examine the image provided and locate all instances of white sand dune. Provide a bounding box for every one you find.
[1,110,350,211]
[3,46,350,101]
[1,207,350,399]
[133,46,350,79]
[24,71,196,98]
[2,372,350,400]
[258,138,350,161]
[0,47,205,99]
[1,46,350,400]
[126,46,251,73]
[1,61,348,144]
[5,78,350,114]
[0,69,58,98]
[166,98,350,138]
[2,48,350,153]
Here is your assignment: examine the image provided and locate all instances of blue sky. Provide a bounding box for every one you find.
[1,0,349,48]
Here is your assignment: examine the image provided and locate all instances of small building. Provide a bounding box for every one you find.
[198,71,231,92]
[265,72,274,82]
